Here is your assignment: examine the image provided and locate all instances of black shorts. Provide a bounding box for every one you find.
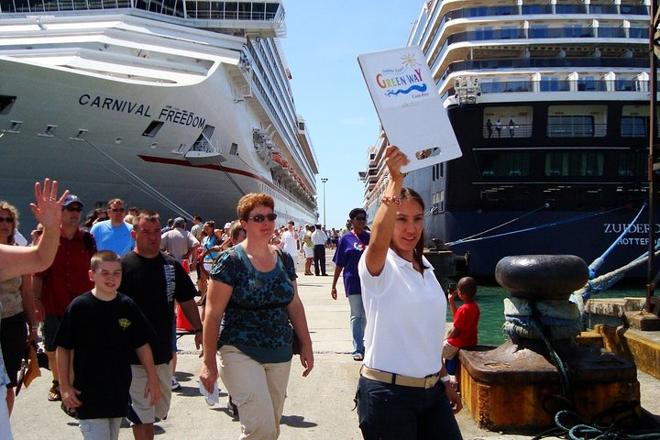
[0,312,27,388]
[42,314,63,352]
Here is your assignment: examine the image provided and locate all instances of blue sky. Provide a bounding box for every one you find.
[281,0,421,228]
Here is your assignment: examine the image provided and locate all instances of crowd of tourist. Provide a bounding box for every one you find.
[0,153,472,440]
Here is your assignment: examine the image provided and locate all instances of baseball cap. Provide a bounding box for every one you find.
[62,194,83,208]
[224,222,232,229]
[173,217,186,227]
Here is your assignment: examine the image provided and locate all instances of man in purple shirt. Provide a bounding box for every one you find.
[331,208,370,361]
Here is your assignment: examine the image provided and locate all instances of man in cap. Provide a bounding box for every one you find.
[90,198,134,256]
[33,194,96,401]
[160,217,199,264]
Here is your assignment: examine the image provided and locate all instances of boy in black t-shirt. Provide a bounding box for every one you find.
[55,251,161,440]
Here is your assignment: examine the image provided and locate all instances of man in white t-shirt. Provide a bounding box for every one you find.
[281,221,299,266]
[311,224,328,276]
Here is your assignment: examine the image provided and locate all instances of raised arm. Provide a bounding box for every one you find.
[0,179,68,281]
[363,146,408,277]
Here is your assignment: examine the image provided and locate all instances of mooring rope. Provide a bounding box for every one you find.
[445,206,625,246]
[588,202,647,278]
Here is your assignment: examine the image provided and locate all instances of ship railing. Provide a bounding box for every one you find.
[0,0,284,26]
[440,58,649,82]
[482,123,533,139]
[547,123,608,138]
[470,80,651,95]
[431,3,648,46]
[478,123,611,139]
[441,3,648,20]
[428,26,649,75]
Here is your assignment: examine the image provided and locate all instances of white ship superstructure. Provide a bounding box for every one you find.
[363,0,659,278]
[0,0,318,225]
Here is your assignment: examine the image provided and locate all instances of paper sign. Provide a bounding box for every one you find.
[358,46,462,173]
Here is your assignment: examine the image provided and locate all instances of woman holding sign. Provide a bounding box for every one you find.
[355,146,462,439]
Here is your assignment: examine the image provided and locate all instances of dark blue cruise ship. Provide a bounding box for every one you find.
[363,0,658,280]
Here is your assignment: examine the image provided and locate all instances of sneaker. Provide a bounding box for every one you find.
[171,377,181,391]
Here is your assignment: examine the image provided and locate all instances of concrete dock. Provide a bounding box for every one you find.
[10,262,660,439]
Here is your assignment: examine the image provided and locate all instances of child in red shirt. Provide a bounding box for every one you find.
[443,277,480,362]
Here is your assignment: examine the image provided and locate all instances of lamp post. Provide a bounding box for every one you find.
[321,177,328,228]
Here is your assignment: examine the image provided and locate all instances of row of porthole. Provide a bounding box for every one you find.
[1,122,160,149]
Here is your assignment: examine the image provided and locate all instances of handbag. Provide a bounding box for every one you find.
[15,342,41,396]
[275,249,303,356]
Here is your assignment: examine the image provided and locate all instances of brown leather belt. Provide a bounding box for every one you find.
[360,365,440,389]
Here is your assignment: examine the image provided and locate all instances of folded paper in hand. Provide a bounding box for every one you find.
[358,46,462,173]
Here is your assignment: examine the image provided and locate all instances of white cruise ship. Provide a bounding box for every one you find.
[363,0,658,279]
[0,0,318,226]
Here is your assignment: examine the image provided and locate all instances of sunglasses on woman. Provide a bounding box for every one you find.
[0,216,14,223]
[248,213,278,223]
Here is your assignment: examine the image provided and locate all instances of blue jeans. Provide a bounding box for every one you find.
[348,294,366,355]
[356,376,462,440]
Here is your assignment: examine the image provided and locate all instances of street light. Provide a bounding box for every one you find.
[321,177,328,228]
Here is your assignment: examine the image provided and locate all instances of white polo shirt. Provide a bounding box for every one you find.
[358,248,446,378]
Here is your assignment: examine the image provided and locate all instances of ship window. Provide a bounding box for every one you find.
[238,1,250,19]
[529,26,549,38]
[8,121,22,133]
[265,2,278,19]
[0,96,16,115]
[229,142,238,155]
[547,115,595,137]
[196,2,210,18]
[252,2,265,20]
[29,0,44,11]
[224,1,237,19]
[621,116,647,137]
[478,151,530,177]
[142,121,164,137]
[185,1,196,17]
[544,152,604,177]
[617,151,646,177]
[161,0,175,15]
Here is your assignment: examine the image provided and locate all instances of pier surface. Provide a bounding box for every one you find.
[10,261,660,439]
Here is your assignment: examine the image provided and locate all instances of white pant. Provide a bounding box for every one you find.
[0,386,13,440]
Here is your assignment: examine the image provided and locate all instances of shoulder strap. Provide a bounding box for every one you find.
[276,249,295,278]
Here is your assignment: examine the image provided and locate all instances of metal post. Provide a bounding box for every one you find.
[647,0,658,313]
[321,177,328,228]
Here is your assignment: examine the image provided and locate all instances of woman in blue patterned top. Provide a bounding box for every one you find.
[200,193,314,439]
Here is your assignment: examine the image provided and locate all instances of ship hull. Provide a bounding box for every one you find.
[401,99,656,280]
[432,209,657,279]
[0,21,316,228]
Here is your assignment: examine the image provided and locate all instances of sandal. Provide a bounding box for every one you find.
[48,381,61,401]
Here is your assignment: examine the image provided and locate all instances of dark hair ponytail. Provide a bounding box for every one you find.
[399,187,429,272]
